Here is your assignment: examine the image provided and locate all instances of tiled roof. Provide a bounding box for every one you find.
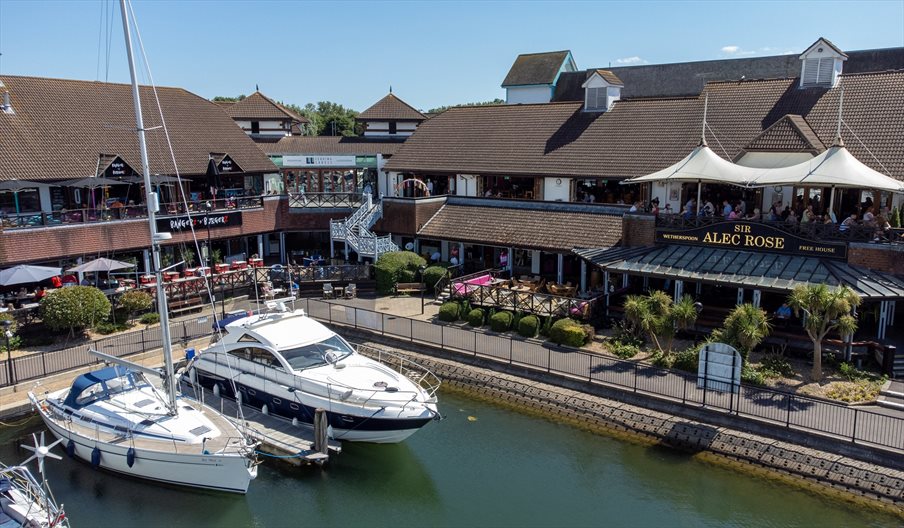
[592,69,624,86]
[417,198,623,252]
[263,136,405,156]
[502,51,572,87]
[553,47,904,101]
[388,70,904,180]
[0,75,277,182]
[225,92,309,123]
[741,114,826,154]
[357,93,426,122]
[386,99,704,178]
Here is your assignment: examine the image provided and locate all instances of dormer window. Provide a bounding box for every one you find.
[799,38,847,88]
[581,70,623,112]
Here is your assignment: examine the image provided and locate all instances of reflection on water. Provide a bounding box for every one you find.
[0,394,900,527]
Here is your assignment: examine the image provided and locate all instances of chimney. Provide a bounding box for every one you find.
[1,91,13,114]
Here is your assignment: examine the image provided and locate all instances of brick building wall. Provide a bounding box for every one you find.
[847,243,904,275]
[621,213,656,247]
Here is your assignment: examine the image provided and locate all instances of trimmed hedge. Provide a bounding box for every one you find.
[517,315,539,338]
[466,308,485,327]
[423,265,447,292]
[489,311,513,332]
[438,302,460,322]
[549,318,586,347]
[41,286,111,336]
[375,251,427,294]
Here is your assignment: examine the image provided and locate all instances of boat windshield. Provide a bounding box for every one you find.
[280,335,354,370]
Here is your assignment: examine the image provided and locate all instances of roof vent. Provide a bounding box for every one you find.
[1,92,13,114]
[799,38,847,89]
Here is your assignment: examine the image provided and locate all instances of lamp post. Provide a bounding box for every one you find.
[418,264,427,315]
[2,320,13,385]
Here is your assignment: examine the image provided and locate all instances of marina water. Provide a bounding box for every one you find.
[1,391,899,527]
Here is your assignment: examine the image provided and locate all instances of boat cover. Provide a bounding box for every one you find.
[62,365,131,409]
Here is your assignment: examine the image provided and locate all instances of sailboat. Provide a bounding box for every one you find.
[28,0,259,494]
[0,433,68,528]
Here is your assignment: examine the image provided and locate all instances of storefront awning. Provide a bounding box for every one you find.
[574,244,904,300]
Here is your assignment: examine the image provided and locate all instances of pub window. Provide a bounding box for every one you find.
[388,121,397,135]
[251,121,260,134]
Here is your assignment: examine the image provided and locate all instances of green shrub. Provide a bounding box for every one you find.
[517,315,539,338]
[139,312,160,325]
[581,323,595,343]
[41,286,111,336]
[512,311,522,329]
[540,316,554,337]
[609,340,640,359]
[374,251,426,294]
[117,290,153,322]
[612,319,645,347]
[438,302,460,322]
[489,311,513,332]
[466,308,485,327]
[398,268,417,284]
[741,364,766,386]
[672,345,700,373]
[0,312,22,349]
[422,265,447,292]
[759,353,794,379]
[651,350,673,368]
[94,321,132,335]
[549,318,586,347]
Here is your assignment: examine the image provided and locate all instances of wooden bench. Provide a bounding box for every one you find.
[168,297,203,317]
[395,282,425,295]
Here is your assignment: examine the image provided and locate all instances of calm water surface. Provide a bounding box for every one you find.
[1,391,899,528]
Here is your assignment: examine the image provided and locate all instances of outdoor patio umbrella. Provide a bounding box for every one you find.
[65,176,128,209]
[0,180,49,214]
[206,158,222,199]
[0,264,62,286]
[66,258,135,273]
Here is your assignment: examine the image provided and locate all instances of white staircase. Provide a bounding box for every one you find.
[330,197,399,259]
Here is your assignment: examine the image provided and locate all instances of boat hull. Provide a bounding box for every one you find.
[194,372,434,443]
[33,401,257,494]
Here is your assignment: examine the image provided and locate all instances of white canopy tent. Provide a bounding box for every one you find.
[621,144,761,186]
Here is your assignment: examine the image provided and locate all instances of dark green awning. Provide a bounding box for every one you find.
[574,245,904,300]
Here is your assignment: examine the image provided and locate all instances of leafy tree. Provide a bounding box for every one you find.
[118,290,153,323]
[426,98,505,114]
[718,304,772,361]
[787,284,860,380]
[301,101,360,137]
[211,95,247,102]
[623,291,697,353]
[41,286,111,337]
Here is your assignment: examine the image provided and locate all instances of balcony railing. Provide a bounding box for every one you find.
[656,214,903,244]
[0,197,264,230]
[288,192,362,209]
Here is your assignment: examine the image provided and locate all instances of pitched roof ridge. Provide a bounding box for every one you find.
[0,73,185,92]
[516,50,571,57]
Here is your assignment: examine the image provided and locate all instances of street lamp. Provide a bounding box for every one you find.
[418,264,427,315]
[1,319,13,385]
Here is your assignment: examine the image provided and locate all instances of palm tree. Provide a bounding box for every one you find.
[787,284,860,380]
[621,291,698,353]
[721,303,772,361]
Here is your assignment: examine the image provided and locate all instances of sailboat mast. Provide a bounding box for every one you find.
[120,0,178,413]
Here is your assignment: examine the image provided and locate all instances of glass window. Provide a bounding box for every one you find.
[280,335,354,370]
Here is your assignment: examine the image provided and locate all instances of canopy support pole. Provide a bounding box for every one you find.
[674,280,683,301]
[828,186,836,219]
[580,259,587,294]
[696,180,702,216]
[752,289,761,308]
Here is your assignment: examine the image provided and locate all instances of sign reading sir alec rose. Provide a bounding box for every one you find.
[156,211,242,233]
[657,221,847,259]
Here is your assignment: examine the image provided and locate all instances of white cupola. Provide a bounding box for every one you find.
[581,69,624,112]
[799,38,847,88]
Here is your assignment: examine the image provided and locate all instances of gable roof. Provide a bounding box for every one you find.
[225,91,309,123]
[0,75,277,182]
[417,198,623,252]
[388,70,904,181]
[502,50,572,87]
[584,69,624,87]
[357,93,426,122]
[801,37,848,59]
[263,136,406,156]
[740,114,826,154]
[552,46,904,101]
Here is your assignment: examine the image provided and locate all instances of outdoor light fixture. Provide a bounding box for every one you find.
[1,319,13,385]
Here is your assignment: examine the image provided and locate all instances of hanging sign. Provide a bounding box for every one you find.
[102,156,135,178]
[657,220,847,259]
[156,211,243,232]
[282,155,356,168]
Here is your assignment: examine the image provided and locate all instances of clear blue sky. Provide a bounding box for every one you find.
[1,0,902,112]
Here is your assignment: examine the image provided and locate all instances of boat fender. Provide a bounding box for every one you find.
[65,440,75,459]
[91,446,101,468]
[213,384,220,397]
[188,368,197,385]
[261,404,269,416]
[292,417,298,427]
[126,447,136,468]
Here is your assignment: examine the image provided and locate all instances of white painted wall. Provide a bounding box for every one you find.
[543,177,571,201]
[384,171,402,198]
[235,119,289,136]
[506,85,552,105]
[456,174,479,196]
[364,121,418,137]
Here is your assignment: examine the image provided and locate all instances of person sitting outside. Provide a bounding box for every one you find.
[768,201,781,221]
[839,213,858,232]
[628,201,641,213]
[722,200,733,218]
[728,206,742,220]
[650,198,660,216]
[801,205,814,224]
[746,208,762,221]
[785,210,799,225]
[873,215,892,242]
[34,287,46,300]
[702,200,715,217]
[863,207,877,228]
[775,302,792,322]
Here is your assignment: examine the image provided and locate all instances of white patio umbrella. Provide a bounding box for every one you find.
[66,258,135,273]
[0,180,49,214]
[0,265,61,286]
[621,144,762,186]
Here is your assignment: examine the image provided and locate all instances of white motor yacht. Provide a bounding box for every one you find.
[187,302,441,443]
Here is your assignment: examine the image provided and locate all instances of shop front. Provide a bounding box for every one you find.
[275,154,377,196]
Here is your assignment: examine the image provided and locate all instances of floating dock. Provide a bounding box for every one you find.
[180,381,341,466]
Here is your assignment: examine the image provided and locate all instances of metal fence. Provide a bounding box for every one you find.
[2,297,902,453]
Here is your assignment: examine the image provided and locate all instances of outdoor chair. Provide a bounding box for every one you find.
[345,283,357,299]
[323,283,335,299]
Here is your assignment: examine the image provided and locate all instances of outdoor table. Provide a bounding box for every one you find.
[249,258,264,268]
[163,271,180,282]
[215,263,230,273]
[183,269,197,278]
[231,261,248,270]
[139,274,156,285]
[196,266,211,277]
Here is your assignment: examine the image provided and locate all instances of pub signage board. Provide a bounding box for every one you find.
[102,156,135,178]
[156,211,242,233]
[656,221,847,259]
